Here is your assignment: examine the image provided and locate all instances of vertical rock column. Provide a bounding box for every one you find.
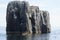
[29,6,41,33]
[19,1,29,34]
[6,1,30,34]
[6,1,21,33]
[24,2,32,34]
[40,11,51,33]
[42,11,51,33]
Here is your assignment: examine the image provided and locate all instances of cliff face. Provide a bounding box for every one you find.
[6,1,29,33]
[6,1,51,34]
[40,11,50,33]
[29,6,41,33]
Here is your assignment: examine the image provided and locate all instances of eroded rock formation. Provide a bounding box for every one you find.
[29,6,41,33]
[6,1,29,34]
[6,1,51,35]
[40,11,50,33]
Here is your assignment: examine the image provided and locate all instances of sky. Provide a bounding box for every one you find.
[0,0,60,30]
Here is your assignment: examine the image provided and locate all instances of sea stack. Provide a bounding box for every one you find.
[6,1,51,35]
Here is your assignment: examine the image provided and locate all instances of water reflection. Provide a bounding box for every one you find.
[6,33,50,40]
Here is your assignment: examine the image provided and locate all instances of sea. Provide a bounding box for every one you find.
[0,26,60,40]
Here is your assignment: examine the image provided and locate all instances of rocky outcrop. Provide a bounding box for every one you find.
[40,11,50,33]
[41,11,50,33]
[6,1,29,34]
[29,6,41,33]
[6,1,51,34]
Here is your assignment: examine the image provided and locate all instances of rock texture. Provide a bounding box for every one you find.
[29,6,41,33]
[40,11,50,33]
[42,11,50,33]
[6,1,29,34]
[6,1,51,34]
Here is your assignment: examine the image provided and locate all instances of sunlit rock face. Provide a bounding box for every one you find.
[29,6,41,33]
[6,1,51,35]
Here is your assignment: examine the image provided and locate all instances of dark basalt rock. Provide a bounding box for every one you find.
[6,1,29,34]
[6,1,20,33]
[6,1,51,34]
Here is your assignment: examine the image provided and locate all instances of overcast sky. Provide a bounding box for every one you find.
[0,0,60,30]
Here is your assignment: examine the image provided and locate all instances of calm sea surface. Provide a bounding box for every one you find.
[0,26,60,40]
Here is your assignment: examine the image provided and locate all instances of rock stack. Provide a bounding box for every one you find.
[6,1,51,35]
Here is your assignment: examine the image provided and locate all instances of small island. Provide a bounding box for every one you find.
[6,1,51,35]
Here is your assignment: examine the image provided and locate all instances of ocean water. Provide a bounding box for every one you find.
[0,26,60,40]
